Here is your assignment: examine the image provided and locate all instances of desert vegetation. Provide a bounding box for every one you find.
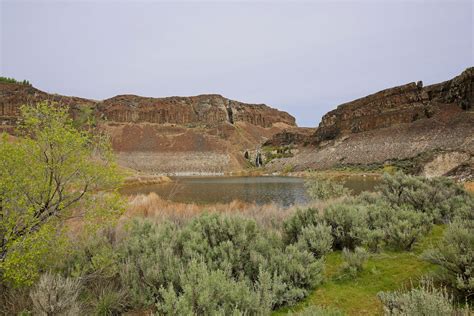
[0,76,31,86]
[0,103,473,315]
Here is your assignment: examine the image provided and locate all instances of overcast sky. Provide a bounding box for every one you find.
[1,0,472,127]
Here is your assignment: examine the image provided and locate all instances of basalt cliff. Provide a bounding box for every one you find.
[0,84,295,174]
[267,67,474,179]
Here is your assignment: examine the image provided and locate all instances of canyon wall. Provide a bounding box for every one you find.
[267,68,474,177]
[97,94,295,128]
[313,67,472,144]
[0,84,295,174]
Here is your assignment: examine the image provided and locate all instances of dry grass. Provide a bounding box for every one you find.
[122,192,329,230]
[464,181,474,193]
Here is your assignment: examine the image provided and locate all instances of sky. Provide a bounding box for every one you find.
[1,1,472,127]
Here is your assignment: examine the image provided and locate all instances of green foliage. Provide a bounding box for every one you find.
[323,202,368,250]
[288,305,344,315]
[263,145,294,164]
[118,214,324,313]
[88,283,127,316]
[0,76,31,86]
[340,247,369,278]
[383,207,432,251]
[379,172,471,222]
[378,279,469,316]
[283,207,321,244]
[0,222,69,287]
[295,223,333,258]
[0,102,123,287]
[72,105,97,129]
[29,272,81,316]
[423,220,474,298]
[305,177,351,201]
[156,260,263,315]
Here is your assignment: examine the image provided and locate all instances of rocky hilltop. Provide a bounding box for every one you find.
[267,68,474,179]
[0,83,295,174]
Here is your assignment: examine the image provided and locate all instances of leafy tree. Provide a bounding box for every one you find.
[0,102,122,287]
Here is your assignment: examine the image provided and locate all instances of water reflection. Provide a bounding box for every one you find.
[121,175,381,207]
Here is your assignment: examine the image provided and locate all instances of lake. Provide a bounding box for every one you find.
[121,175,381,207]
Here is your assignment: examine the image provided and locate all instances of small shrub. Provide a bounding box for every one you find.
[0,76,31,86]
[30,273,81,316]
[379,172,470,222]
[378,279,469,316]
[117,214,324,311]
[423,220,474,298]
[341,247,369,278]
[85,283,127,316]
[384,207,432,251]
[305,177,351,201]
[323,202,369,250]
[156,260,263,315]
[296,223,334,258]
[283,208,321,244]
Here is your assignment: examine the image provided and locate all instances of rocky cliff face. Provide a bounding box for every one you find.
[267,68,474,177]
[0,83,295,173]
[97,94,295,128]
[314,67,473,144]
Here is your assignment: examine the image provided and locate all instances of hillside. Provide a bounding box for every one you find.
[267,67,474,179]
[0,84,295,174]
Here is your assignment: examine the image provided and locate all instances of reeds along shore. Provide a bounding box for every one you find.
[124,192,332,230]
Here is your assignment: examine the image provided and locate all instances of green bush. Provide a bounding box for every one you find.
[156,260,264,315]
[295,223,333,258]
[383,207,432,251]
[379,172,471,222]
[340,247,369,278]
[323,202,369,250]
[305,177,351,201]
[378,279,469,316]
[118,220,181,308]
[283,208,321,244]
[117,213,324,312]
[423,220,474,298]
[0,76,31,86]
[88,283,127,316]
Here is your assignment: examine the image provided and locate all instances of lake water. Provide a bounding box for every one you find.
[121,175,381,207]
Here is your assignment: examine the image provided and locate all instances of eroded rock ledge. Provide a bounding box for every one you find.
[314,67,473,144]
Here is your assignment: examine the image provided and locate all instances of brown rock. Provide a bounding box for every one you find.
[313,67,473,144]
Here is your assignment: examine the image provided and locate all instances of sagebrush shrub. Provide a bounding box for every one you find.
[283,207,321,244]
[341,247,369,278]
[323,202,368,250]
[156,260,263,315]
[305,177,351,201]
[296,223,334,258]
[379,172,471,222]
[383,207,432,250]
[378,279,469,316]
[30,273,81,316]
[117,213,324,312]
[423,220,474,298]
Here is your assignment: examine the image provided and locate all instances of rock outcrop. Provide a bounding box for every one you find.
[313,67,473,144]
[267,68,474,177]
[0,84,296,174]
[98,94,295,128]
[263,127,315,147]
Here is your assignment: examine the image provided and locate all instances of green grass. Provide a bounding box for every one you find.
[274,225,445,315]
